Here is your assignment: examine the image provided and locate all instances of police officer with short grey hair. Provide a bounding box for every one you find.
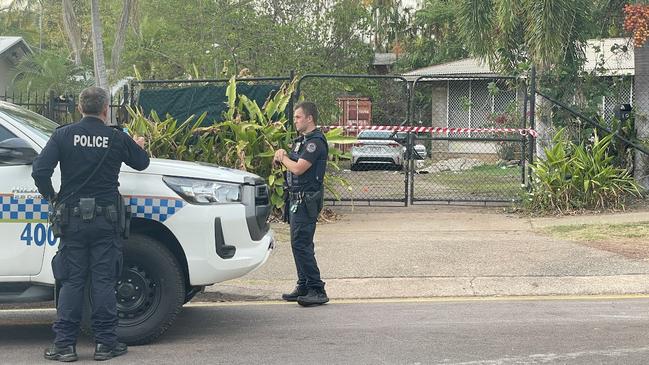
[32,86,149,362]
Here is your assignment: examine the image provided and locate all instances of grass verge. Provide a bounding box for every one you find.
[540,222,649,260]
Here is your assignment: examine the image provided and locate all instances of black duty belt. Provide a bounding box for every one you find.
[71,205,113,217]
[289,191,320,200]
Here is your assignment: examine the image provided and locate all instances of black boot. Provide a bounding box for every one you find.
[94,342,128,361]
[44,345,78,362]
[297,288,329,306]
[281,286,308,302]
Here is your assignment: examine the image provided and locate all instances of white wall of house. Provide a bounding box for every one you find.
[0,60,9,93]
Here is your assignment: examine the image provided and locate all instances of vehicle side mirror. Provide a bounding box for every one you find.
[0,138,39,165]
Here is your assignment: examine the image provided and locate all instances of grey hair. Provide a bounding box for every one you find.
[78,87,109,115]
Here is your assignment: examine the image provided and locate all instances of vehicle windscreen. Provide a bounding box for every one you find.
[358,130,406,140]
[0,104,58,140]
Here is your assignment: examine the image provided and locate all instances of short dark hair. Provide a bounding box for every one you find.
[295,101,318,125]
[79,87,109,115]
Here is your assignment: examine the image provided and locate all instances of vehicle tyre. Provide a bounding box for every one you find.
[81,234,185,345]
[350,163,359,171]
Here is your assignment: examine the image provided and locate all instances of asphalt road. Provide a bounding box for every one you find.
[1,297,648,365]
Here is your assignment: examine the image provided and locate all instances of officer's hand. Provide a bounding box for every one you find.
[274,149,286,163]
[133,135,146,148]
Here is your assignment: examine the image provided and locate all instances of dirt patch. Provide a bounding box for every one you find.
[540,222,649,260]
[577,239,649,260]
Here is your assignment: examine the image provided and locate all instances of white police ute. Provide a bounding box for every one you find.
[0,101,274,344]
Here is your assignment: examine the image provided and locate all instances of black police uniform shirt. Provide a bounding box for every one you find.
[31,116,150,206]
[287,130,328,192]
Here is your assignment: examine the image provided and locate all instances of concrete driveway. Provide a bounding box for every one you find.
[202,206,649,301]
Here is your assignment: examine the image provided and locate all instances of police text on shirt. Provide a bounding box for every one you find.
[73,135,109,148]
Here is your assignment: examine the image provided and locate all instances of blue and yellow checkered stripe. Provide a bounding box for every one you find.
[0,194,185,223]
[0,195,48,222]
[128,196,185,222]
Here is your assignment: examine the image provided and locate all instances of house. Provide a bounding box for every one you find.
[402,38,634,156]
[372,53,397,74]
[0,37,32,92]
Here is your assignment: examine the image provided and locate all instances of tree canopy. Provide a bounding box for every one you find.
[0,0,631,93]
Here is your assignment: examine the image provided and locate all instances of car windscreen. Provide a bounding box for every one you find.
[358,130,406,140]
[0,104,58,140]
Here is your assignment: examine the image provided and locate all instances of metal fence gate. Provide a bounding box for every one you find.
[406,75,531,204]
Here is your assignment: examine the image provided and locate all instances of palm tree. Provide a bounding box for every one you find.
[90,0,108,89]
[112,0,135,71]
[12,51,87,95]
[61,0,136,80]
[61,0,82,66]
[457,0,591,157]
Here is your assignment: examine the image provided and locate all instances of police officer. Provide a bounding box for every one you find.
[274,102,329,307]
[32,86,150,362]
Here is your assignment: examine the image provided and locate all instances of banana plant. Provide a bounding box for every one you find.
[126,76,355,212]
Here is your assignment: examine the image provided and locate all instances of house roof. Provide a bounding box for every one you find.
[373,53,397,66]
[0,36,32,64]
[403,37,635,81]
[402,58,498,81]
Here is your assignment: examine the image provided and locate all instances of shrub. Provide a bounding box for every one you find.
[126,76,352,211]
[525,128,642,213]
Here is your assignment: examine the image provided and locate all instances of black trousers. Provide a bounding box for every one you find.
[52,215,122,347]
[289,203,325,290]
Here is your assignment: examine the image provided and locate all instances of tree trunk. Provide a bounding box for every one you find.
[634,44,649,188]
[61,0,82,66]
[534,64,552,160]
[90,0,108,89]
[534,98,552,160]
[111,0,133,72]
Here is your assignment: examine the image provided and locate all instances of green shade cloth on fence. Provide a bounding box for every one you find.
[138,84,280,126]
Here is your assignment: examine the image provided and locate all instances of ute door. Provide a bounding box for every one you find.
[0,123,51,276]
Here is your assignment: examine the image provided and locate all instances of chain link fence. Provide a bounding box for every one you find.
[634,75,649,141]
[409,135,526,203]
[0,73,536,205]
[629,74,649,187]
[532,71,635,152]
[6,69,648,205]
[407,76,529,203]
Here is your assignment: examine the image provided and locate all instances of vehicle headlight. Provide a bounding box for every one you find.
[163,176,241,204]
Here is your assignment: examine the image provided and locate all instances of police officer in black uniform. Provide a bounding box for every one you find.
[32,86,150,362]
[274,102,329,307]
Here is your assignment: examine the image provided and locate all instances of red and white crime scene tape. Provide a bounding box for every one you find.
[319,125,538,137]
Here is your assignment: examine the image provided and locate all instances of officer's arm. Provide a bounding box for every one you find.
[31,133,60,201]
[123,133,150,171]
[281,157,312,176]
[281,139,325,176]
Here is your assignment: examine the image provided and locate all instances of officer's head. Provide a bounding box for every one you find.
[78,87,109,122]
[294,102,318,134]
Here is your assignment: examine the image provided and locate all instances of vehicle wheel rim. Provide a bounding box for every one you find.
[115,264,161,326]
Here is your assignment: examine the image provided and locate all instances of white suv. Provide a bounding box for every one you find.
[0,101,274,344]
[350,130,426,170]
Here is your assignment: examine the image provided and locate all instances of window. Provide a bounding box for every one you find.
[0,124,16,143]
[0,104,58,140]
[447,80,518,136]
